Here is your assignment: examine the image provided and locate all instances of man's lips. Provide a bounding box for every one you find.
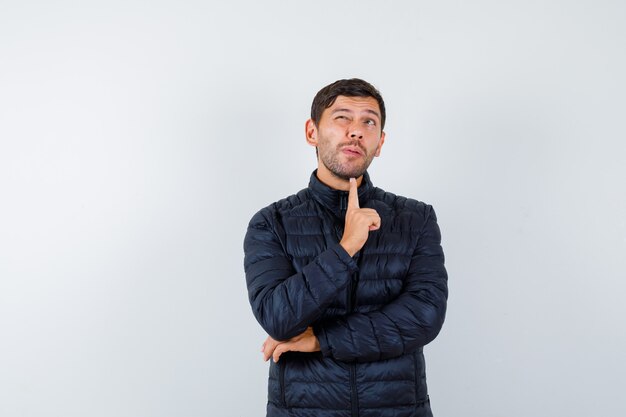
[340,146,364,156]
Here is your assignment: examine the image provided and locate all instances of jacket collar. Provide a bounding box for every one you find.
[308,170,374,218]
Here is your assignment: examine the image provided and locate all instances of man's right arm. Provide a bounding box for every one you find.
[312,178,447,363]
[244,209,356,341]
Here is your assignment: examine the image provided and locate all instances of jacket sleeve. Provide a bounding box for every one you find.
[244,209,358,341]
[313,205,448,363]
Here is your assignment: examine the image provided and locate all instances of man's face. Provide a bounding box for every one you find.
[308,95,385,181]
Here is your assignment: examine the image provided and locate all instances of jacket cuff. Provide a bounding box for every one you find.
[329,242,359,272]
[313,323,332,358]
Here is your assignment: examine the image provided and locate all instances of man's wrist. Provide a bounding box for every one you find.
[339,241,358,257]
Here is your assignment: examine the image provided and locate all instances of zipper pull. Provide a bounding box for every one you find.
[340,193,347,213]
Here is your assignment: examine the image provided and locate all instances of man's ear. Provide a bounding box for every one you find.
[305,119,318,148]
[374,131,386,157]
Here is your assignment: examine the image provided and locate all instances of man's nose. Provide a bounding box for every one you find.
[349,126,363,140]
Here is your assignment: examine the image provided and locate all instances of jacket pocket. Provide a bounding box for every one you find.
[413,348,428,403]
[268,360,286,407]
[279,358,287,407]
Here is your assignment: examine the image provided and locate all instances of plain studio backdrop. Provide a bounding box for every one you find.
[1,1,625,416]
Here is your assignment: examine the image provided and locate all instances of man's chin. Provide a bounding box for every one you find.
[320,157,371,181]
[330,168,367,181]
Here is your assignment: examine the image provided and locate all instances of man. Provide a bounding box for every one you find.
[244,78,448,417]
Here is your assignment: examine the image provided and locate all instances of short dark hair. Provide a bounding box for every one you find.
[310,78,386,130]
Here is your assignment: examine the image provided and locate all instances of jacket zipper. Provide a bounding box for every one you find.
[340,192,347,212]
[350,363,358,417]
[346,271,358,416]
[336,195,359,417]
[346,270,359,417]
[348,255,360,416]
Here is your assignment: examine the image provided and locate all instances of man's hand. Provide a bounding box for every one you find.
[340,177,381,257]
[262,327,320,363]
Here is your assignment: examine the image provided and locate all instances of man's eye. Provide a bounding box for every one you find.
[365,119,376,126]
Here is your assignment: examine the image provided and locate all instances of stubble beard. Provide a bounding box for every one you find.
[318,139,376,181]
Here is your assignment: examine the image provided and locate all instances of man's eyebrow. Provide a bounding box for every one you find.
[331,108,381,120]
[363,109,381,119]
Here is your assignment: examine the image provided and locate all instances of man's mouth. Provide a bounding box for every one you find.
[340,146,364,156]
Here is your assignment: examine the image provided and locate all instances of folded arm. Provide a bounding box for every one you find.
[314,206,448,363]
[244,209,357,341]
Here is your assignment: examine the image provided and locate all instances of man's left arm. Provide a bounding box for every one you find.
[313,205,448,363]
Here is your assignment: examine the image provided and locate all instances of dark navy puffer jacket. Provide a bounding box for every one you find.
[244,171,448,417]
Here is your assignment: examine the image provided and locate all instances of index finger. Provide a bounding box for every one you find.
[262,337,280,361]
[348,177,359,209]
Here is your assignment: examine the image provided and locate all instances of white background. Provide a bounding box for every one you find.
[1,1,625,416]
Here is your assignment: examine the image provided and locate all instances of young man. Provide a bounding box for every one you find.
[244,79,448,417]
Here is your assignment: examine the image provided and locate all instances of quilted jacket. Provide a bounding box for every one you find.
[244,171,448,417]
